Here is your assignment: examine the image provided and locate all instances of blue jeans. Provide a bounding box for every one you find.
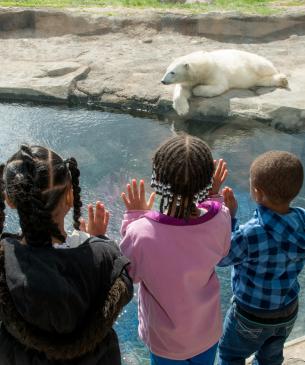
[218,302,297,365]
[150,342,218,365]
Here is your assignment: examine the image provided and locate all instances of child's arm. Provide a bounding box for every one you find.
[119,233,142,283]
[217,187,248,267]
[119,179,155,283]
[217,226,249,266]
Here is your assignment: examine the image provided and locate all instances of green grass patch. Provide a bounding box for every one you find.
[274,0,304,4]
[0,0,294,15]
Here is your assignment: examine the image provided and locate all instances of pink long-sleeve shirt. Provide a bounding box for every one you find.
[120,200,231,360]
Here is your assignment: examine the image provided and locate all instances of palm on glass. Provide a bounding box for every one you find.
[222,187,238,218]
[79,201,110,237]
[121,179,155,211]
[209,159,228,195]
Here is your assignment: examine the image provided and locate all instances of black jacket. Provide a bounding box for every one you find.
[0,235,133,365]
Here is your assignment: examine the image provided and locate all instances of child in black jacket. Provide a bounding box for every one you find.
[0,144,133,365]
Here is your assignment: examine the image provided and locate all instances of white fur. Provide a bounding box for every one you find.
[161,49,288,116]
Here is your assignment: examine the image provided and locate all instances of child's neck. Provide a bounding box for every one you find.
[254,187,291,215]
[21,218,67,246]
[166,207,203,218]
[260,201,290,215]
[52,219,67,244]
[165,196,206,218]
[21,228,67,246]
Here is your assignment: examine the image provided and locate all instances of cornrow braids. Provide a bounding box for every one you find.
[0,164,5,235]
[4,145,82,247]
[66,157,82,230]
[151,134,214,219]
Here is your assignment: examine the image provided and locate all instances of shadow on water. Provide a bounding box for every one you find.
[0,103,304,365]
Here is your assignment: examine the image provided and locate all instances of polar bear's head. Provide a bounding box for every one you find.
[162,52,209,86]
[161,62,190,85]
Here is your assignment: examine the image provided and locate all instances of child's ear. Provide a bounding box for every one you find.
[5,194,16,209]
[65,186,74,209]
[253,187,265,204]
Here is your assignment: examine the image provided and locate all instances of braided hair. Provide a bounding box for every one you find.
[151,134,214,219]
[3,145,82,247]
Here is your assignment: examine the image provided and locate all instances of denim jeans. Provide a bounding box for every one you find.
[150,342,218,365]
[218,302,297,365]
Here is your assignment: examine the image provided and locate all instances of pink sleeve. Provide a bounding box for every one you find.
[208,194,232,255]
[120,210,148,284]
[120,233,141,284]
[120,210,148,237]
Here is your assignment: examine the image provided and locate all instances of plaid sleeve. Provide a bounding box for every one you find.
[217,219,249,267]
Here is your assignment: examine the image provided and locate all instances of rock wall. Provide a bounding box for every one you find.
[1,8,305,41]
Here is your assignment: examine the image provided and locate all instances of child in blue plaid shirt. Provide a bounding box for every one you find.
[218,151,305,365]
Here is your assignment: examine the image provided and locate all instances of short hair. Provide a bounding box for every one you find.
[250,150,303,204]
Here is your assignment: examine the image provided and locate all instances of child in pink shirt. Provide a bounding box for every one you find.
[120,134,231,365]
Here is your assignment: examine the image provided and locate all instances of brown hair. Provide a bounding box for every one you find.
[250,150,303,204]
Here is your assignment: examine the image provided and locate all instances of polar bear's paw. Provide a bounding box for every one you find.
[173,98,190,116]
[275,73,289,89]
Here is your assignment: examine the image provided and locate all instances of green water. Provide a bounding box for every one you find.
[0,103,304,365]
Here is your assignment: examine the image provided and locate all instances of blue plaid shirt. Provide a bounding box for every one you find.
[218,205,305,311]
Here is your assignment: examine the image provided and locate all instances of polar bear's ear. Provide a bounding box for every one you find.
[184,63,189,70]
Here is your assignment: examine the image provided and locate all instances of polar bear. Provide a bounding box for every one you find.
[161,49,288,116]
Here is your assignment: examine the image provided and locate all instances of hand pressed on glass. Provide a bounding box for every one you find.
[209,159,228,195]
[121,179,155,211]
[222,187,238,218]
[80,201,110,236]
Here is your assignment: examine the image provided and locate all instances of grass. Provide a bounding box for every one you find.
[0,0,303,14]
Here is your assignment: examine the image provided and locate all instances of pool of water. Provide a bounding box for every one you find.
[0,103,304,364]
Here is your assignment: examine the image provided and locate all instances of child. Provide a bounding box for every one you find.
[120,134,231,365]
[0,144,133,365]
[218,150,305,365]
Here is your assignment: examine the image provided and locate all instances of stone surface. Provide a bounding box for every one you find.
[246,336,305,364]
[284,360,305,364]
[0,61,90,100]
[283,336,305,363]
[0,8,304,131]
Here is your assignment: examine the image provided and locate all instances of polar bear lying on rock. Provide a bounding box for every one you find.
[161,49,288,116]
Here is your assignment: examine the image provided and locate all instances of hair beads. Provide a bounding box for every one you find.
[152,134,214,219]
